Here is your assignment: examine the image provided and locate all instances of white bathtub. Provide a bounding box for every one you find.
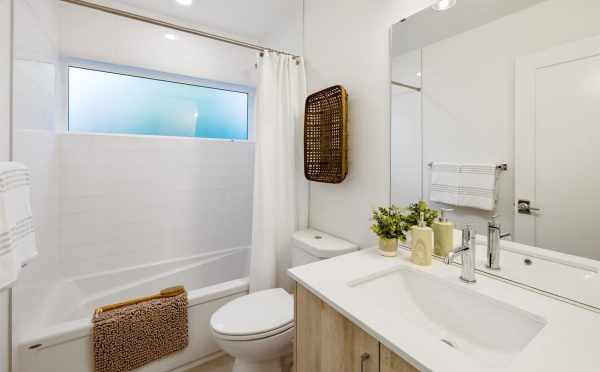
[15,247,250,372]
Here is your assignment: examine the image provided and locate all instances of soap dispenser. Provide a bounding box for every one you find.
[411,212,434,266]
[433,209,454,257]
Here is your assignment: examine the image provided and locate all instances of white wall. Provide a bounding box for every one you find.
[0,288,7,372]
[58,133,254,276]
[103,0,304,56]
[304,0,434,248]
[0,0,9,161]
[58,2,258,88]
[391,52,422,208]
[12,0,61,289]
[391,86,422,208]
[416,0,600,234]
[0,0,10,370]
[10,2,60,370]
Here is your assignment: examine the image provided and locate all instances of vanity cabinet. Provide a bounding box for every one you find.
[295,284,418,372]
[380,345,419,372]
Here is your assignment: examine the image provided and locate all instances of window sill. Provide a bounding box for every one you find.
[57,131,255,144]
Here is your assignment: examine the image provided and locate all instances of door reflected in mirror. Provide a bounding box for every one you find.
[391,0,600,310]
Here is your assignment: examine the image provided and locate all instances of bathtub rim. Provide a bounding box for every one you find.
[18,277,249,351]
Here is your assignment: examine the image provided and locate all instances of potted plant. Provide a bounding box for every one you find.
[404,201,439,228]
[371,205,407,257]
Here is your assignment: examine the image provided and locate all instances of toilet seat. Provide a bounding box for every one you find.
[213,322,294,341]
[210,288,294,342]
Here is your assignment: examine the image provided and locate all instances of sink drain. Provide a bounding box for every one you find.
[441,339,456,349]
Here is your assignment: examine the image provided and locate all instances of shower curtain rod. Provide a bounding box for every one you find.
[392,81,421,92]
[59,0,301,59]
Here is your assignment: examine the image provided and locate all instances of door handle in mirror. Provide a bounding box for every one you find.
[360,352,370,372]
[518,199,541,215]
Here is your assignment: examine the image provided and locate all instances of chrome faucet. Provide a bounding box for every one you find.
[487,216,511,270]
[445,226,477,283]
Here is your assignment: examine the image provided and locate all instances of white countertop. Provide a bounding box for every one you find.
[288,248,600,372]
[423,230,600,308]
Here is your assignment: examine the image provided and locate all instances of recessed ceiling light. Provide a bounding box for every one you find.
[176,0,193,6]
[432,0,456,11]
[165,33,177,41]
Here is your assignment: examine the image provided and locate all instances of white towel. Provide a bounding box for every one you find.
[0,162,37,289]
[430,162,499,211]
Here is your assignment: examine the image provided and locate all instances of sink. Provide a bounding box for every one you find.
[348,266,546,370]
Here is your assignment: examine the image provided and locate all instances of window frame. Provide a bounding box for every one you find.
[64,58,256,142]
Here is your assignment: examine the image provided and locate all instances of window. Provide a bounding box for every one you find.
[68,66,250,140]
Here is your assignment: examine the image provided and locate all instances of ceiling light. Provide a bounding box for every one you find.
[176,0,193,6]
[432,0,456,11]
[165,33,177,41]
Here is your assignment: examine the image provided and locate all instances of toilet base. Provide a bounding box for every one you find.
[232,358,281,372]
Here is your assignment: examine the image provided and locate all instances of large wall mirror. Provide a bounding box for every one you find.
[391,0,600,310]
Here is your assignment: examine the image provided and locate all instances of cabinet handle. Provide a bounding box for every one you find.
[360,352,370,372]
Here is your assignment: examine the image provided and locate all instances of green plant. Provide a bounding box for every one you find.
[404,201,439,228]
[370,205,408,241]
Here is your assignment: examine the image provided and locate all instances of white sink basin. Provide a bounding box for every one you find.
[349,266,546,370]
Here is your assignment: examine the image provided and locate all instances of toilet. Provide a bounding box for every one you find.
[210,229,358,372]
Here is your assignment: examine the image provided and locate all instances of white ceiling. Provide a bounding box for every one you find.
[392,0,546,56]
[105,0,302,44]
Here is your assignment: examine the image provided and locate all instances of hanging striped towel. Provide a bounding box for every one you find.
[0,162,37,289]
[430,162,499,211]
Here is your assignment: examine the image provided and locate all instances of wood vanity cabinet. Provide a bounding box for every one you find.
[380,345,419,372]
[295,284,419,372]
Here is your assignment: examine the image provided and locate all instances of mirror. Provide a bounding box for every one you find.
[391,0,600,310]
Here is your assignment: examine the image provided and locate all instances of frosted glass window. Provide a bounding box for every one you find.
[68,67,249,140]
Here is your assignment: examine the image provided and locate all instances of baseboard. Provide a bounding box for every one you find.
[169,351,227,372]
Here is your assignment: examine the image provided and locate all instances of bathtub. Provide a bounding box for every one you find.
[15,247,250,372]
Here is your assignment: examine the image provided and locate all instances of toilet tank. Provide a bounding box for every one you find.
[291,229,358,267]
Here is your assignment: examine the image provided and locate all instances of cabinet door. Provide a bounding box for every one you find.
[380,344,420,372]
[295,284,379,372]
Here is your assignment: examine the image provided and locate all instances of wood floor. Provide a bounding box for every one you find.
[184,354,294,372]
[185,355,234,372]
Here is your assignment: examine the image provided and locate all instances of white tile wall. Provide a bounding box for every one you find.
[13,130,60,285]
[10,2,61,371]
[0,0,10,368]
[12,0,61,288]
[0,0,10,162]
[58,133,254,277]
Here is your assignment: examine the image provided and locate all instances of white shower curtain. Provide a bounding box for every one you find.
[249,52,308,292]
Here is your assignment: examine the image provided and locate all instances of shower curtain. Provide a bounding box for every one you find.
[249,52,308,292]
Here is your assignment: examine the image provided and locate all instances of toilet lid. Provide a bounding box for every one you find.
[210,288,294,337]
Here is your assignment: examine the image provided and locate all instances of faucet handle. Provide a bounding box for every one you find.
[461,225,473,244]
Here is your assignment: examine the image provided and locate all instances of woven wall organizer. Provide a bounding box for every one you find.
[304,85,348,184]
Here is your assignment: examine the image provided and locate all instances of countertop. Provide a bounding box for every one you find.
[288,248,600,372]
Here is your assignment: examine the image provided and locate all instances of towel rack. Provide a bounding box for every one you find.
[94,286,186,317]
[427,162,508,171]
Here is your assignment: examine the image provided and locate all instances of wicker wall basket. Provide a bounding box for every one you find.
[304,85,348,184]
